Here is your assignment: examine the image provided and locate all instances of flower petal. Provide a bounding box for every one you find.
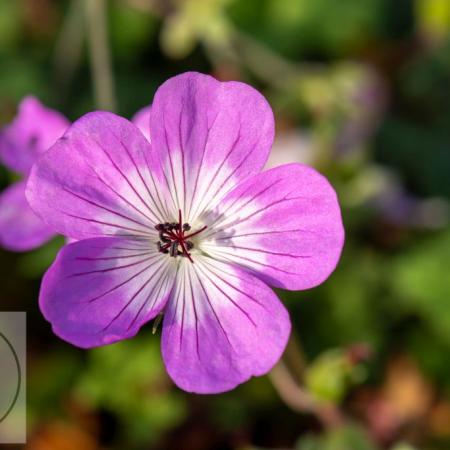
[39,237,176,348]
[0,96,69,175]
[131,105,151,143]
[201,164,345,290]
[0,180,56,251]
[161,256,290,393]
[149,72,275,223]
[26,111,172,240]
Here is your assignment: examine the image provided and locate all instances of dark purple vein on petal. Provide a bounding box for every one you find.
[61,187,151,231]
[212,228,323,240]
[100,259,168,332]
[81,157,155,223]
[178,100,187,217]
[75,251,153,261]
[186,266,200,358]
[205,178,280,232]
[94,233,151,239]
[160,164,180,218]
[166,264,182,343]
[206,249,300,276]
[213,194,309,231]
[73,256,161,305]
[126,263,173,331]
[88,245,152,251]
[193,126,269,222]
[192,265,234,349]
[163,109,182,211]
[188,111,219,222]
[68,254,158,278]
[143,151,172,219]
[199,259,269,312]
[188,123,242,221]
[212,244,313,259]
[199,140,260,216]
[59,210,152,236]
[92,137,160,220]
[195,263,257,327]
[179,264,187,350]
[112,132,168,223]
[202,177,284,238]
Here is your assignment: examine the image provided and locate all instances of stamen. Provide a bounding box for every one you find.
[169,241,178,257]
[155,210,207,263]
[152,312,164,334]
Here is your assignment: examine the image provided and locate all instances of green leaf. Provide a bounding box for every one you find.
[76,333,186,445]
[305,349,349,403]
[304,346,368,404]
[391,231,450,344]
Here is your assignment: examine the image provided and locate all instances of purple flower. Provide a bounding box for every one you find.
[0,97,151,252]
[0,97,70,251]
[26,72,344,393]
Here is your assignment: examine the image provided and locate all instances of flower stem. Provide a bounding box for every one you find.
[84,0,117,111]
[53,0,84,99]
[230,28,300,86]
[268,334,345,429]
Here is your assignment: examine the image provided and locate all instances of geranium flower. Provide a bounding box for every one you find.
[26,72,344,393]
[0,97,69,251]
[0,97,151,252]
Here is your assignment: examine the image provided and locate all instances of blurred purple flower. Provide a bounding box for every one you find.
[26,72,344,393]
[335,68,387,156]
[0,97,70,251]
[0,98,151,252]
[374,185,449,230]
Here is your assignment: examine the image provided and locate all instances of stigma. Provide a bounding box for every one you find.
[155,210,207,263]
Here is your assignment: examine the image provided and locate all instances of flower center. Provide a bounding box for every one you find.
[155,210,207,263]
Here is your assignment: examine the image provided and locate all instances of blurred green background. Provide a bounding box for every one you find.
[1,0,450,449]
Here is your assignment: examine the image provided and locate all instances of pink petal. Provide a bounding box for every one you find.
[0,96,69,175]
[0,180,56,251]
[149,72,275,223]
[26,111,171,240]
[131,105,151,143]
[161,256,290,393]
[201,164,345,290]
[39,238,176,348]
